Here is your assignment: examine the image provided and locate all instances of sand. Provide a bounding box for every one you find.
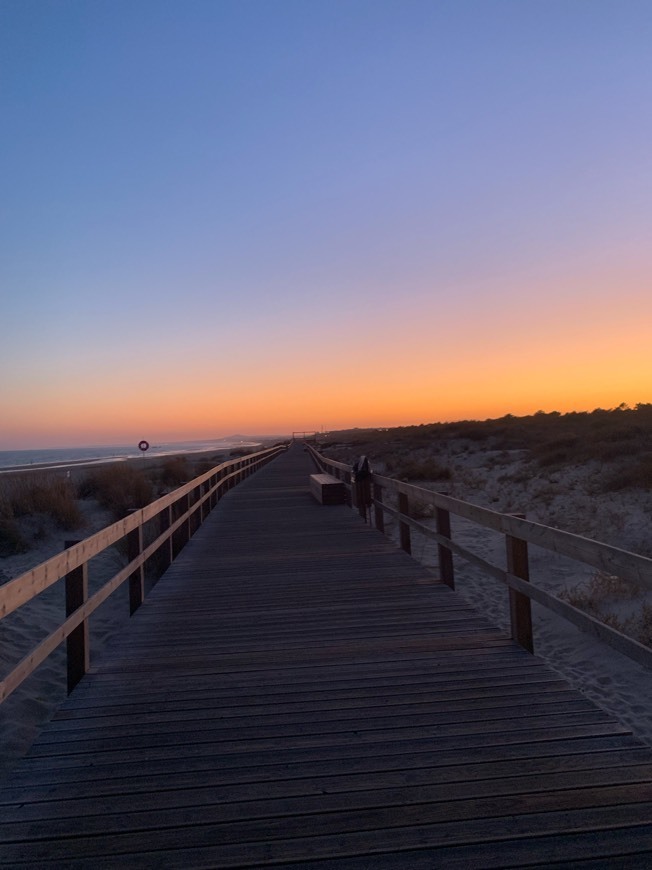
[2,442,652,783]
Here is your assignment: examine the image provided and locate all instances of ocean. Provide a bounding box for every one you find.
[0,438,263,472]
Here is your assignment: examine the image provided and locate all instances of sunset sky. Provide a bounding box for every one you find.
[2,0,651,449]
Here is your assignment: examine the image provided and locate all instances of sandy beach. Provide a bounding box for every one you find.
[2,431,652,783]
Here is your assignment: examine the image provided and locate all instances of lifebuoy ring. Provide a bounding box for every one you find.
[138,440,150,452]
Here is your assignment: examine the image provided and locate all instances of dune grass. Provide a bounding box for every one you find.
[79,465,154,520]
[158,456,192,488]
[0,452,233,559]
[0,473,84,556]
[559,571,652,646]
[321,404,652,490]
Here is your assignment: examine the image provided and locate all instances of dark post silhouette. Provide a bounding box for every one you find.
[64,540,89,694]
[506,514,533,652]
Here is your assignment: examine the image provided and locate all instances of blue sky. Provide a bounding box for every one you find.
[2,0,651,447]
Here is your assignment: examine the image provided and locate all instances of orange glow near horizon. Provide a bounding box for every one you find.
[4,231,651,450]
[4,317,650,449]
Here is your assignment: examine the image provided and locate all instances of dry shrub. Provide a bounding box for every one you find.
[558,584,592,611]
[0,473,83,530]
[602,456,652,492]
[326,404,652,474]
[160,456,191,488]
[0,498,27,556]
[535,437,580,467]
[194,458,220,476]
[599,613,635,635]
[637,605,652,645]
[81,465,153,520]
[409,499,434,519]
[559,572,652,651]
[590,572,640,599]
[559,571,639,613]
[395,459,451,481]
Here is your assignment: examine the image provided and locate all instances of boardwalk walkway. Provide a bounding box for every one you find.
[1,444,652,866]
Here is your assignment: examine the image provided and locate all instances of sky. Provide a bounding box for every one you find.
[1,0,651,449]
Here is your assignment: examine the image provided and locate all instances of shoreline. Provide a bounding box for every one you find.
[0,438,268,475]
[0,444,267,479]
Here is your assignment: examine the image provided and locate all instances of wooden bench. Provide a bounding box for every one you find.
[310,473,345,505]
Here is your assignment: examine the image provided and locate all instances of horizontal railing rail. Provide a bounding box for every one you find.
[307,445,652,670]
[0,444,287,703]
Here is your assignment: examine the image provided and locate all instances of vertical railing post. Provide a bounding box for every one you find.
[192,486,201,535]
[65,540,89,694]
[128,521,145,616]
[373,481,385,533]
[435,497,454,589]
[398,492,411,554]
[159,505,172,575]
[184,492,192,542]
[506,515,533,653]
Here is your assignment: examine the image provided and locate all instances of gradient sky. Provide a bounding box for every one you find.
[2,0,651,448]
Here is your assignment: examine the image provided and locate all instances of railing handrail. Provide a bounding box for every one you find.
[371,473,652,588]
[307,444,652,670]
[0,444,287,703]
[308,447,652,587]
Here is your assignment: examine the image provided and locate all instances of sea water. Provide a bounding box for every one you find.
[0,438,263,471]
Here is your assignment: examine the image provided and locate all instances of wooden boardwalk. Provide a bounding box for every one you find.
[1,444,652,867]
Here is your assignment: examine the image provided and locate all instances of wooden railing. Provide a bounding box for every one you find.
[307,445,652,669]
[0,444,286,704]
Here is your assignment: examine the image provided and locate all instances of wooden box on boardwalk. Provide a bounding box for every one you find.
[310,473,345,505]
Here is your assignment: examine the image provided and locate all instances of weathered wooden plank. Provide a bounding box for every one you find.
[61,662,563,701]
[264,827,652,869]
[4,797,652,862]
[3,774,652,841]
[60,657,560,695]
[5,734,646,794]
[4,756,651,818]
[15,720,631,772]
[47,688,588,729]
[32,699,600,748]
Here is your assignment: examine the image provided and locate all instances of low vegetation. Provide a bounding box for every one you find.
[0,474,83,556]
[158,456,192,488]
[559,571,652,646]
[321,404,652,491]
[389,458,452,482]
[0,451,238,558]
[79,465,155,520]
[1,473,83,528]
[0,510,26,557]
